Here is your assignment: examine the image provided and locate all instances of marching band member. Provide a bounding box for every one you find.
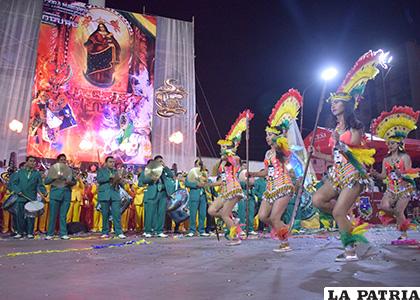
[36,171,50,233]
[121,172,135,232]
[238,167,258,236]
[312,50,387,261]
[248,89,302,252]
[1,173,13,234]
[67,170,85,223]
[8,156,47,239]
[370,106,420,241]
[91,182,102,232]
[138,156,175,238]
[185,159,210,237]
[208,110,254,245]
[96,156,126,239]
[132,167,146,233]
[45,154,76,240]
[253,172,267,232]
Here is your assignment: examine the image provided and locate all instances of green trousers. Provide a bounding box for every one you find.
[238,197,255,231]
[188,194,207,234]
[47,200,70,236]
[13,202,35,235]
[100,200,122,235]
[144,191,167,234]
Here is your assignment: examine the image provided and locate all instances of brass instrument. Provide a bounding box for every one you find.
[144,160,163,181]
[187,167,208,185]
[47,163,72,187]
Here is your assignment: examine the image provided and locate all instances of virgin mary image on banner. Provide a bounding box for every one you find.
[84,22,121,87]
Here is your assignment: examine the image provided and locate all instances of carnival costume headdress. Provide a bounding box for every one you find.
[265,89,302,155]
[371,105,420,188]
[217,109,254,155]
[327,49,390,109]
[327,50,392,169]
[371,106,419,143]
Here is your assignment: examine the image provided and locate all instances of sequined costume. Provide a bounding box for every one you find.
[327,130,374,193]
[371,106,420,208]
[262,149,294,203]
[218,156,244,202]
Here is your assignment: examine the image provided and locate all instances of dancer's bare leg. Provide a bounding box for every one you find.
[257,200,273,227]
[208,197,224,218]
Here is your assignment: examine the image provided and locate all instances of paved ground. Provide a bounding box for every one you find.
[0,228,419,300]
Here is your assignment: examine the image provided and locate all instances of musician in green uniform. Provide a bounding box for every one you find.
[185,159,210,237]
[139,155,174,238]
[238,180,258,235]
[96,156,126,239]
[45,154,76,240]
[253,175,267,232]
[8,156,47,239]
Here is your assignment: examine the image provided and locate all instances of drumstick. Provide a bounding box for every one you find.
[17,193,36,202]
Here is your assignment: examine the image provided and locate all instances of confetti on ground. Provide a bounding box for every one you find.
[1,239,151,258]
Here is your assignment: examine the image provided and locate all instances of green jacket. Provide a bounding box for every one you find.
[185,178,205,201]
[253,177,266,200]
[96,167,120,202]
[138,166,175,201]
[45,174,76,202]
[8,168,46,202]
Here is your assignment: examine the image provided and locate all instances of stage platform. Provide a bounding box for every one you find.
[1,228,419,300]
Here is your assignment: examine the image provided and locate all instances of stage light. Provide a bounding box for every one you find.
[9,119,23,133]
[99,128,116,140]
[169,131,183,144]
[379,51,392,65]
[79,139,93,151]
[321,67,338,81]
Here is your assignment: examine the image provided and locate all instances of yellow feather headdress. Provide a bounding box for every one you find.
[371,106,419,142]
[327,49,390,109]
[217,109,254,148]
[265,89,302,134]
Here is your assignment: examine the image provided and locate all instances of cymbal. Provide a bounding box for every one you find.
[144,160,163,181]
[0,171,9,183]
[238,169,254,186]
[187,167,201,184]
[47,163,72,180]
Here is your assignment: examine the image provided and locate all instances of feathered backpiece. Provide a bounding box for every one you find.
[327,49,389,109]
[218,109,254,149]
[266,89,302,134]
[371,106,419,142]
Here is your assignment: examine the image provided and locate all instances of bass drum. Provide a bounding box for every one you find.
[2,193,18,215]
[95,187,132,215]
[282,188,316,224]
[119,187,132,214]
[167,189,188,212]
[168,189,190,223]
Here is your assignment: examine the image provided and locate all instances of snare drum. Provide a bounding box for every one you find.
[24,201,45,218]
[2,193,18,215]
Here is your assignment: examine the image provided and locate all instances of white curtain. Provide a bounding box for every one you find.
[152,17,196,172]
[0,0,43,162]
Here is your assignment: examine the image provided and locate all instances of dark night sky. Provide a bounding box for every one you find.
[107,0,420,160]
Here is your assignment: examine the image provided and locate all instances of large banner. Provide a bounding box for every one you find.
[27,0,156,165]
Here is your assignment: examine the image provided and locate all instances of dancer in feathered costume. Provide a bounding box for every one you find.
[248,89,301,252]
[312,50,388,262]
[371,106,420,241]
[208,110,254,246]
